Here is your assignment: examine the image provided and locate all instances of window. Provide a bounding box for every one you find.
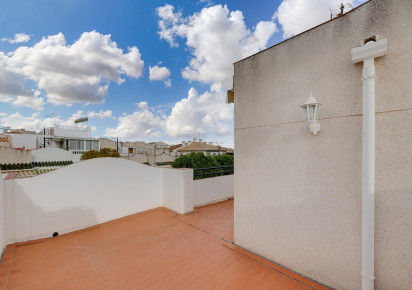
[128,148,133,154]
[77,140,84,151]
[92,140,99,150]
[68,139,77,150]
[86,140,92,150]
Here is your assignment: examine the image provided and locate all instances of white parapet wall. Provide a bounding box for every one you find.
[0,173,6,257]
[31,148,73,162]
[3,158,194,244]
[193,175,234,206]
[163,168,193,214]
[0,147,32,164]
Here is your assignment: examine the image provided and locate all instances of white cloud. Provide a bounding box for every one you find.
[156,4,277,84]
[3,31,144,105]
[276,0,366,38]
[137,101,148,109]
[1,33,31,44]
[104,105,163,139]
[165,84,233,137]
[104,84,233,140]
[12,95,45,111]
[87,110,115,119]
[149,65,172,87]
[0,111,79,132]
[156,5,185,48]
[198,0,214,7]
[0,52,43,109]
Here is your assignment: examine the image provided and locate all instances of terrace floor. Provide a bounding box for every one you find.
[0,199,329,289]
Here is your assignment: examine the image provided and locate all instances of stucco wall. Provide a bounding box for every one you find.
[163,168,194,214]
[0,174,6,259]
[233,1,412,289]
[99,138,118,150]
[193,175,234,206]
[31,148,73,162]
[0,147,31,164]
[4,158,194,243]
[9,134,37,150]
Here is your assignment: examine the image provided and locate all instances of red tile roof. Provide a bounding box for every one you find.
[177,142,223,152]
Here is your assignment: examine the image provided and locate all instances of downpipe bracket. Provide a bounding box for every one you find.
[361,273,376,281]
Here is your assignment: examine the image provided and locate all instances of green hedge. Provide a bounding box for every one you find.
[171,152,234,180]
[0,161,73,171]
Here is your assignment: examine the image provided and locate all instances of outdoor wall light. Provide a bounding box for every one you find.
[301,93,321,135]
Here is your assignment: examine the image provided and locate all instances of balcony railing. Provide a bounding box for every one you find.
[193,165,234,180]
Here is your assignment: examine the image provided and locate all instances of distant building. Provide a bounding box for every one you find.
[120,141,174,167]
[171,139,234,157]
[99,138,119,151]
[0,136,11,148]
[1,125,99,162]
[41,124,99,151]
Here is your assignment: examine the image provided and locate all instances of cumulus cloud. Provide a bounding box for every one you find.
[149,65,172,87]
[0,111,84,132]
[1,33,31,44]
[0,52,44,109]
[104,84,233,140]
[87,110,115,119]
[12,95,45,111]
[156,4,277,84]
[165,84,233,137]
[276,0,366,38]
[2,31,144,106]
[156,4,185,48]
[104,105,163,139]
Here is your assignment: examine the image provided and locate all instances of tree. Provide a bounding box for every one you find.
[80,148,120,161]
[171,153,234,179]
[213,154,234,166]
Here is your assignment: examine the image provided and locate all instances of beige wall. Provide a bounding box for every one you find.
[0,147,31,164]
[234,1,412,289]
[99,138,117,150]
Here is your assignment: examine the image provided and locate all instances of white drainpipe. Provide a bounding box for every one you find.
[352,38,387,290]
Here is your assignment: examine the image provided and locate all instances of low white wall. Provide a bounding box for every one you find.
[0,147,32,164]
[4,158,194,243]
[31,148,73,162]
[163,168,193,214]
[0,175,6,257]
[9,134,37,150]
[193,175,234,206]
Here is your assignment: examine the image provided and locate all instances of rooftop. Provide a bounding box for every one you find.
[177,141,226,153]
[0,200,328,289]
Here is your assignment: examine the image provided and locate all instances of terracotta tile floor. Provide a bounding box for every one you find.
[0,199,329,290]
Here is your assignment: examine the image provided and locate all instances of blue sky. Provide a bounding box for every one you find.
[0,0,365,147]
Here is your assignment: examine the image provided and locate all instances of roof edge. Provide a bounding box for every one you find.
[234,0,371,65]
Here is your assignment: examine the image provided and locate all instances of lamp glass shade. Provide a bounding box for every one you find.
[301,94,321,122]
[302,103,320,122]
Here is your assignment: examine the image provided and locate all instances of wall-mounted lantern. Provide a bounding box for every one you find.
[301,93,321,135]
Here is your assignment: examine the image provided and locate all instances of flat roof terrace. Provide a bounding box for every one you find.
[0,200,329,289]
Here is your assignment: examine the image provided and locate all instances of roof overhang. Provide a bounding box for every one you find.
[222,76,234,104]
